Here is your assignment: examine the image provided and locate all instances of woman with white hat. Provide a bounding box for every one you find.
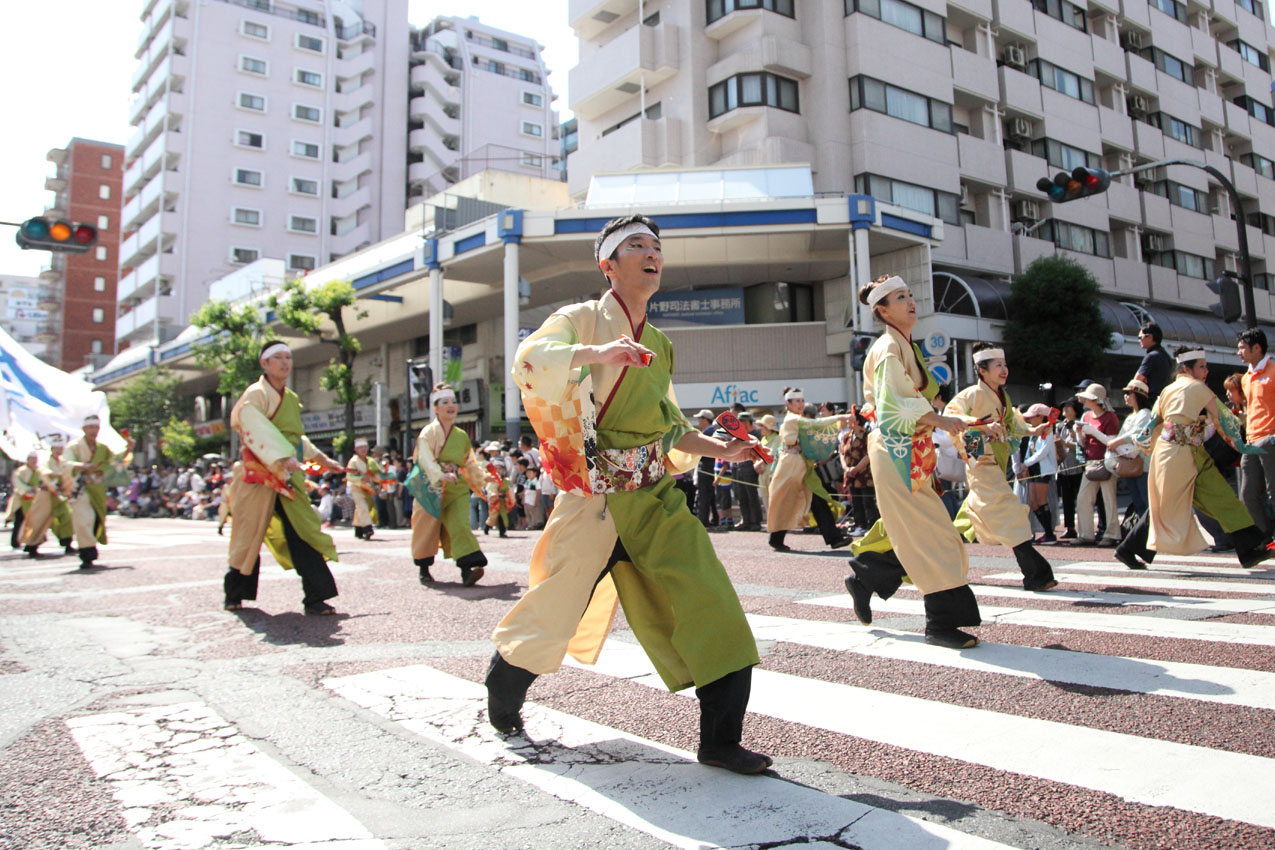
[345,437,380,541]
[753,413,780,516]
[1072,382,1121,546]
[766,387,854,552]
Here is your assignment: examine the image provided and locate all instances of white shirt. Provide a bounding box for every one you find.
[1248,354,1271,374]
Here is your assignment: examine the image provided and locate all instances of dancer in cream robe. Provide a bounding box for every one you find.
[66,416,133,568]
[8,452,41,556]
[842,275,981,649]
[1115,346,1272,570]
[21,438,76,557]
[765,389,853,552]
[345,438,379,540]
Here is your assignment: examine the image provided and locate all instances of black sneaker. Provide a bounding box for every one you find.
[829,535,853,550]
[843,574,873,625]
[1114,548,1147,570]
[924,628,979,649]
[304,602,337,616]
[696,744,773,775]
[1239,541,1275,570]
[461,566,485,587]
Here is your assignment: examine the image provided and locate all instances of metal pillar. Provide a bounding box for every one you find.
[503,237,521,441]
[429,265,444,406]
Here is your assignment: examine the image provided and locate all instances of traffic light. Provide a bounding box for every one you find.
[409,360,433,396]
[14,217,97,253]
[851,333,875,371]
[1036,167,1112,203]
[1207,272,1242,323]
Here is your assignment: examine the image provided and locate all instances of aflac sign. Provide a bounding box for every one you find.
[710,384,762,405]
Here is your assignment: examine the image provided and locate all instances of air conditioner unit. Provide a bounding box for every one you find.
[1014,199,1040,220]
[1142,233,1164,253]
[1134,176,1154,191]
[1008,117,1033,140]
[1121,31,1144,50]
[1003,45,1027,70]
[1129,95,1150,116]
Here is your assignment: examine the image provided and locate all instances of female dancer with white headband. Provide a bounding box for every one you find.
[842,275,982,649]
[407,382,489,585]
[766,387,854,552]
[1114,345,1273,570]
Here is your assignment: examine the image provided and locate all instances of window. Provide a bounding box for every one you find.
[93,276,106,292]
[288,215,317,233]
[240,55,268,75]
[1028,59,1095,104]
[492,38,508,51]
[90,339,103,354]
[1149,112,1202,148]
[295,8,321,25]
[855,173,960,224]
[844,0,945,45]
[94,246,107,261]
[601,102,663,136]
[289,254,317,271]
[521,152,543,167]
[296,33,324,52]
[234,168,263,187]
[1030,138,1101,171]
[232,207,262,226]
[97,214,109,230]
[709,72,799,118]
[100,154,112,169]
[1236,0,1264,17]
[236,130,265,149]
[291,140,320,158]
[231,247,260,264]
[98,184,111,199]
[92,308,104,323]
[519,68,538,82]
[522,91,543,107]
[238,92,266,111]
[1235,96,1275,127]
[241,20,269,40]
[850,76,953,132]
[290,176,319,195]
[1140,47,1192,84]
[1150,180,1206,212]
[1150,0,1188,23]
[293,103,321,122]
[1241,152,1275,179]
[1149,250,1215,279]
[709,0,796,24]
[1249,212,1275,236]
[295,68,322,87]
[1037,220,1111,257]
[1031,0,1086,31]
[521,121,544,137]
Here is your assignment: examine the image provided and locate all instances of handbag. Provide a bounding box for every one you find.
[1084,459,1112,481]
[1112,455,1143,478]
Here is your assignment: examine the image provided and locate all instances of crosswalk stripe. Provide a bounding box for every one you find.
[801,593,1275,646]
[66,700,386,849]
[1054,559,1275,578]
[965,582,1275,615]
[0,562,369,599]
[572,641,1275,830]
[324,664,1019,850]
[982,570,1275,596]
[744,614,1275,710]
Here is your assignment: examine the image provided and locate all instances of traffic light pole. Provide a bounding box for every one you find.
[1110,157,1257,328]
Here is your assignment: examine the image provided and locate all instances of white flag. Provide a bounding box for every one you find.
[0,325,126,459]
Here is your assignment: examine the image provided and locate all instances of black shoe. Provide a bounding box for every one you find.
[1096,538,1119,548]
[843,575,872,625]
[769,542,791,552]
[415,557,435,584]
[829,534,853,550]
[1026,580,1059,591]
[696,744,773,775]
[1059,529,1077,540]
[64,546,76,556]
[924,628,979,649]
[24,547,42,559]
[1240,541,1275,570]
[460,566,485,587]
[498,532,507,538]
[1114,548,1147,570]
[485,652,536,734]
[304,602,336,616]
[482,526,489,535]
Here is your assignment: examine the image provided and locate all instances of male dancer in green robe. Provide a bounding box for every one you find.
[67,416,133,567]
[486,215,772,774]
[224,341,346,613]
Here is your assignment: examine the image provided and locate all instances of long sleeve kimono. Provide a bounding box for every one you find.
[946,381,1035,548]
[7,465,39,542]
[492,288,759,692]
[409,419,486,561]
[1146,374,1256,554]
[767,412,845,532]
[346,454,380,527]
[227,375,337,574]
[854,324,970,595]
[66,437,130,548]
[21,453,74,547]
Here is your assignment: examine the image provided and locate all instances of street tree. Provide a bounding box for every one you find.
[190,300,277,404]
[269,277,370,457]
[110,367,193,454]
[160,417,199,466]
[1003,255,1113,389]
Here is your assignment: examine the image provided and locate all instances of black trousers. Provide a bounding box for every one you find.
[695,474,718,527]
[224,498,338,606]
[731,466,762,528]
[1058,473,1081,532]
[771,496,842,547]
[849,549,981,631]
[850,490,880,530]
[1118,510,1263,566]
[9,508,23,549]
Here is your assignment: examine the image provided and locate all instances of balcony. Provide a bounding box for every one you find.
[409,60,460,105]
[330,184,373,219]
[1004,148,1048,192]
[1106,180,1141,224]
[569,0,639,40]
[44,174,66,192]
[409,97,460,138]
[957,134,1006,185]
[119,211,176,269]
[1225,100,1252,139]
[1132,119,1165,159]
[569,21,679,121]
[566,117,682,195]
[992,0,1035,38]
[118,253,175,304]
[115,297,158,343]
[121,172,171,231]
[998,65,1043,117]
[951,47,998,103]
[409,128,460,170]
[336,46,377,83]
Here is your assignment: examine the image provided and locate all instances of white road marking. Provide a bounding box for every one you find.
[744,614,1275,710]
[1052,559,1275,579]
[67,701,386,850]
[575,642,1275,830]
[0,562,369,599]
[982,570,1275,597]
[324,664,1018,850]
[801,594,1275,646]
[963,583,1275,615]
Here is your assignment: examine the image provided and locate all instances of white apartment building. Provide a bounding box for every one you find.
[407,16,559,201]
[0,275,61,364]
[567,0,1275,356]
[119,0,408,348]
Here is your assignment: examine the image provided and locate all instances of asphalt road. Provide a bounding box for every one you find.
[1,515,1274,850]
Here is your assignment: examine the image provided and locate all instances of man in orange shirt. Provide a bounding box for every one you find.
[1239,328,1275,533]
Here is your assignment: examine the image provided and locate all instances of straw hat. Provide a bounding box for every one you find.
[1076,383,1107,403]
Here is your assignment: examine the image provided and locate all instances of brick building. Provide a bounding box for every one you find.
[45,138,124,370]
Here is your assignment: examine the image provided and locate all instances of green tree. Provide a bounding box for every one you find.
[1002,255,1114,388]
[269,277,370,457]
[160,417,199,466]
[110,367,193,451]
[190,299,277,405]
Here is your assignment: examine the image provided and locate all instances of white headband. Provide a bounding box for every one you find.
[784,389,804,401]
[597,223,657,265]
[260,342,291,360]
[83,415,100,426]
[48,436,65,447]
[1177,349,1207,363]
[354,438,368,447]
[431,389,456,405]
[867,276,907,307]
[973,348,1005,364]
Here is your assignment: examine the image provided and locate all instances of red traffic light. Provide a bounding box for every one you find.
[1037,167,1112,203]
[14,216,97,254]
